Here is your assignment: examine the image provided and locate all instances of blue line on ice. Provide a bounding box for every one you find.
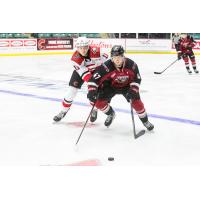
[1,89,200,126]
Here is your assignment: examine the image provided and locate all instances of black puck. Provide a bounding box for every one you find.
[108,157,114,161]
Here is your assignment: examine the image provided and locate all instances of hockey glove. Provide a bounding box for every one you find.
[177,52,182,60]
[87,86,98,103]
[125,86,140,102]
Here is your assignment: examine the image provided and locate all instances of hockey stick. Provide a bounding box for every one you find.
[154,59,178,74]
[130,101,146,139]
[75,102,96,145]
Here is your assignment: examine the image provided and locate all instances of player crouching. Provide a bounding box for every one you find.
[87,45,154,131]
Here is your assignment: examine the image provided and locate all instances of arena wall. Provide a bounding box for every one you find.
[1,38,200,56]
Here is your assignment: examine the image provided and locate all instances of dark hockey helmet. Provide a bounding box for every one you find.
[111,45,124,57]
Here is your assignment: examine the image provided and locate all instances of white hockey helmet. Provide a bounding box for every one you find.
[76,37,89,47]
[180,33,187,39]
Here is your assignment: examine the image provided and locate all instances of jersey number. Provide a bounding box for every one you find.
[93,73,101,80]
[73,65,80,70]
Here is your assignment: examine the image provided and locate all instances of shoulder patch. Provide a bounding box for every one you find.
[91,47,97,54]
[71,51,84,65]
[89,46,100,58]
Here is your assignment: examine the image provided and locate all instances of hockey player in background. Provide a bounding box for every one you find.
[172,33,181,52]
[87,45,154,131]
[177,34,199,74]
[53,37,108,122]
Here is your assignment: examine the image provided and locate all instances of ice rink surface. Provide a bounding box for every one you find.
[0,54,200,166]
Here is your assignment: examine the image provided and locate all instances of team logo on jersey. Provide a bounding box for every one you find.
[91,47,97,54]
[73,81,79,87]
[74,53,81,59]
[115,76,129,83]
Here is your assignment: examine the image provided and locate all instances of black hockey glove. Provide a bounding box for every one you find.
[125,86,140,102]
[177,52,182,60]
[87,86,98,103]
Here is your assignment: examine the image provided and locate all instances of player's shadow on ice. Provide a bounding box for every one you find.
[53,121,101,128]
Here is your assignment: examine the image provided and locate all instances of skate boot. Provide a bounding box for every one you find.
[194,69,199,74]
[143,121,154,131]
[186,68,192,74]
[104,110,116,127]
[90,109,98,122]
[53,110,69,122]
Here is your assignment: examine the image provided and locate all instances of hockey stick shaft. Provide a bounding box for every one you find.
[130,102,146,139]
[154,59,178,74]
[130,102,137,138]
[75,103,96,145]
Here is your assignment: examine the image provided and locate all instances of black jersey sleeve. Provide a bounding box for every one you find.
[87,62,110,88]
[130,61,142,88]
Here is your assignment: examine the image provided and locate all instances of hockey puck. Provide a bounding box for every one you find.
[108,157,114,161]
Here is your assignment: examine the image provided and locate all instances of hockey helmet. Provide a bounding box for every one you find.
[111,45,125,57]
[180,33,187,39]
[76,37,89,47]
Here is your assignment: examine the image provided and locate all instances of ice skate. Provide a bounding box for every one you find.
[104,110,116,127]
[53,110,69,122]
[186,68,192,74]
[90,109,98,122]
[143,121,154,131]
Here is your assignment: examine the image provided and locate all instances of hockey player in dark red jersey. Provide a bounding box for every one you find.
[87,45,154,131]
[53,37,108,122]
[177,34,199,74]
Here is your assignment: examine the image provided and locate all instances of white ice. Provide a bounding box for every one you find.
[0,54,200,166]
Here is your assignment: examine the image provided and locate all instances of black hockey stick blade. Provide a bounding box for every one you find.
[154,59,178,75]
[154,71,162,74]
[135,130,146,139]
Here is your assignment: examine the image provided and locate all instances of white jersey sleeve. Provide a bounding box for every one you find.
[71,51,91,82]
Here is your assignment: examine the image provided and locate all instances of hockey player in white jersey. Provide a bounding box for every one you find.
[172,33,181,52]
[53,37,108,122]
